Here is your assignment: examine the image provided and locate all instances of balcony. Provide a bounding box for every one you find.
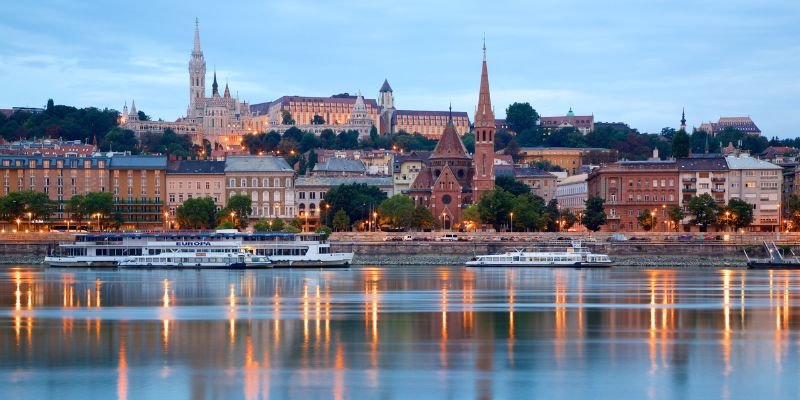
[711,188,725,193]
[682,177,697,183]
[711,177,726,183]
[683,188,697,193]
[607,214,620,220]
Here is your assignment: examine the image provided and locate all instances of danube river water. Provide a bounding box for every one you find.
[1,265,799,399]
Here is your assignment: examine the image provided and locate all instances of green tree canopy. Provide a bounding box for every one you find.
[332,209,350,232]
[311,115,325,125]
[324,184,388,225]
[787,195,800,232]
[723,198,754,230]
[581,196,607,232]
[176,197,217,229]
[221,194,253,229]
[671,129,690,158]
[687,193,721,232]
[560,209,577,230]
[100,127,138,153]
[505,102,539,133]
[495,176,531,196]
[411,205,438,231]
[281,111,295,125]
[511,193,547,231]
[667,205,685,232]
[477,188,515,229]
[637,208,657,231]
[377,195,415,228]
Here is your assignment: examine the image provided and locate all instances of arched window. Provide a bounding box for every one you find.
[263,178,269,187]
[240,178,246,187]
[273,178,280,187]
[263,191,269,202]
[285,178,292,188]
[309,203,316,216]
[252,178,258,187]
[251,191,258,201]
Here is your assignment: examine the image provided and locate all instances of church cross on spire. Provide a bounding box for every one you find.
[193,17,202,54]
[482,34,486,61]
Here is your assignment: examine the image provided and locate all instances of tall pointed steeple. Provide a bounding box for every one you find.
[472,39,496,203]
[223,81,231,99]
[212,71,219,97]
[193,17,202,55]
[188,18,206,118]
[680,108,687,131]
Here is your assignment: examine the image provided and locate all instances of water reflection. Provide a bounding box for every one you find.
[1,266,800,399]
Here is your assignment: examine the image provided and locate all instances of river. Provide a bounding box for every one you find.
[1,265,798,399]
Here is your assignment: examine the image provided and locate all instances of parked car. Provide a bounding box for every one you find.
[677,234,693,241]
[629,236,652,242]
[608,234,628,242]
[437,233,459,241]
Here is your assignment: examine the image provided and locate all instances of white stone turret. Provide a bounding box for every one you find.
[129,99,138,121]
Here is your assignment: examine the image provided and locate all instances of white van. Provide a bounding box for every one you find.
[438,233,459,241]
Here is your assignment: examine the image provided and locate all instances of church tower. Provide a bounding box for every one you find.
[188,18,206,118]
[472,41,496,203]
[378,79,396,134]
[680,108,687,131]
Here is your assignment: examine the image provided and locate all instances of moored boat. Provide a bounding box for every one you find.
[466,240,612,268]
[45,230,352,268]
[745,241,800,269]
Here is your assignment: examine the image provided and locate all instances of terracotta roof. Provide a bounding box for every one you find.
[474,53,495,128]
[429,123,470,160]
[408,168,433,190]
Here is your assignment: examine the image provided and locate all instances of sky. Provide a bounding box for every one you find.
[1,0,798,137]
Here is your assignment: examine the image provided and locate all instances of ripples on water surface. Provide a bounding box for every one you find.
[1,266,799,399]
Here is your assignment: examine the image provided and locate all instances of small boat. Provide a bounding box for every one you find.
[745,241,800,269]
[466,240,612,268]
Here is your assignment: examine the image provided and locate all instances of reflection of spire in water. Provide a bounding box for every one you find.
[162,279,170,308]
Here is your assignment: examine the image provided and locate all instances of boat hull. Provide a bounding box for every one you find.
[118,262,273,269]
[45,257,121,268]
[747,261,800,270]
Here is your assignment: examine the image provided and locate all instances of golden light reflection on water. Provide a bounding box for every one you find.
[6,267,800,398]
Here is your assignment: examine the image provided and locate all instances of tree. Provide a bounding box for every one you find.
[101,127,138,153]
[545,198,560,232]
[495,176,530,196]
[788,195,800,231]
[494,130,513,151]
[137,110,151,121]
[477,188,515,229]
[581,196,607,232]
[637,208,657,231]
[65,194,88,227]
[560,209,576,230]
[176,197,217,229]
[324,184,388,225]
[411,205,438,231]
[510,193,547,231]
[377,195,415,228]
[724,198,754,230]
[660,127,676,139]
[140,128,197,157]
[253,220,270,232]
[270,218,286,232]
[667,205,685,232]
[332,209,350,232]
[505,102,539,133]
[281,111,295,125]
[687,193,720,232]
[222,194,253,229]
[462,204,481,230]
[311,115,325,125]
[671,129,690,158]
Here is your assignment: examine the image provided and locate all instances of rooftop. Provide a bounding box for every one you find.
[224,156,293,172]
[725,154,781,170]
[108,155,168,169]
[167,160,226,174]
[676,157,729,171]
[295,176,393,187]
[312,158,366,173]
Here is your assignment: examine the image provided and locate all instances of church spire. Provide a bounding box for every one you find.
[212,71,219,96]
[475,39,494,129]
[193,17,202,55]
[223,81,230,99]
[680,107,687,130]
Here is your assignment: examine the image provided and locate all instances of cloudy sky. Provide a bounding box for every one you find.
[1,0,798,136]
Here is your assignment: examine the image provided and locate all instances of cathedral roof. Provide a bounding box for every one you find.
[268,95,378,109]
[429,121,470,160]
[431,164,463,190]
[379,79,393,93]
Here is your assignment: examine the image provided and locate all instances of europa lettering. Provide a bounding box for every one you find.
[177,241,212,246]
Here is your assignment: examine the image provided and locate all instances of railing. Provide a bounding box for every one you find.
[683,188,697,193]
[711,177,726,183]
[711,188,725,193]
[682,178,697,183]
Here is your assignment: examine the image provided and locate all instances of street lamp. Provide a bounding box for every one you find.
[509,212,514,233]
[164,211,169,231]
[27,212,32,232]
[95,213,102,232]
[230,211,236,228]
[777,203,782,233]
[441,212,446,231]
[373,211,378,232]
[725,211,730,232]
[16,218,20,232]
[661,204,667,232]
[303,211,308,233]
[325,204,331,227]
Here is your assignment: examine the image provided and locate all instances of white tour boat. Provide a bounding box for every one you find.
[466,241,613,268]
[45,230,353,268]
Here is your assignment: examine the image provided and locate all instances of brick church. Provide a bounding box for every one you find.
[407,45,496,229]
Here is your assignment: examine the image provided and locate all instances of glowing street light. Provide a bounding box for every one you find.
[373,211,378,232]
[509,212,514,233]
[16,218,20,232]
